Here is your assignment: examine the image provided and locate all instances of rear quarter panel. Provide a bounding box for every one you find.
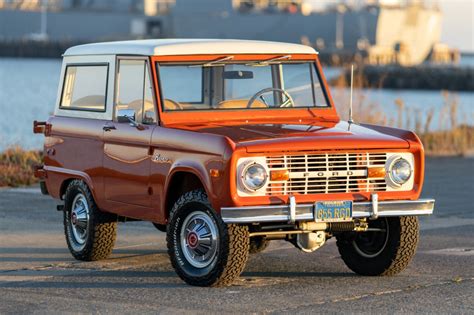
[44,116,105,205]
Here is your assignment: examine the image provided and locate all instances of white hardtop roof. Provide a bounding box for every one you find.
[64,39,317,57]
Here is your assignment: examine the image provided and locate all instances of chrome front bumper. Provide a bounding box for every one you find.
[221,195,435,224]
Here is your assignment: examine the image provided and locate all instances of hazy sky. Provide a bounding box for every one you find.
[307,0,474,52]
[437,0,474,52]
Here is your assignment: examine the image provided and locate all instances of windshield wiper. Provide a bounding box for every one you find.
[190,56,234,67]
[245,55,291,66]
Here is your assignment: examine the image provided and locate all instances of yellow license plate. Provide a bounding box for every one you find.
[314,201,352,222]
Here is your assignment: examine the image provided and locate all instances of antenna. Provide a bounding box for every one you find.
[348,64,354,125]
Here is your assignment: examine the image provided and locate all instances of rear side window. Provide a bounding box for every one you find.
[60,64,108,111]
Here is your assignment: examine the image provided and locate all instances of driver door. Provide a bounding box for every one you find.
[103,58,157,209]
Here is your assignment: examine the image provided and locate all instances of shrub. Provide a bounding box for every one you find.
[0,146,43,187]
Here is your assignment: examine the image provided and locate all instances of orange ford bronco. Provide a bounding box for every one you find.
[34,39,435,286]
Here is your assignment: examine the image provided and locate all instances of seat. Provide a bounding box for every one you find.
[216,99,267,109]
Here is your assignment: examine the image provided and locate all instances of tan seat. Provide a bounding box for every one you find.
[217,99,267,109]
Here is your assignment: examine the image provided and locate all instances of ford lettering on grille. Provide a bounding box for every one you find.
[266,152,387,195]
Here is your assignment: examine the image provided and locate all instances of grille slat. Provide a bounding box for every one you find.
[266,152,388,195]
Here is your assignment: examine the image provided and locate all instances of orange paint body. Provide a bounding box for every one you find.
[38,53,426,225]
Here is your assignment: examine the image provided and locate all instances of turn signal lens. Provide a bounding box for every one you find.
[270,169,290,181]
[210,169,220,177]
[367,167,386,178]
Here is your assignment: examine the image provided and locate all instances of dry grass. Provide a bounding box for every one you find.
[397,92,474,156]
[0,146,42,187]
[420,125,474,156]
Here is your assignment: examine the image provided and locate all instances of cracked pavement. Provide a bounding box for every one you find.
[0,157,473,313]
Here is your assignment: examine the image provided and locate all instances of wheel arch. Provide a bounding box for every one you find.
[57,171,96,201]
[164,166,214,221]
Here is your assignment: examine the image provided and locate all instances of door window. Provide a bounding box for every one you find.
[115,59,156,124]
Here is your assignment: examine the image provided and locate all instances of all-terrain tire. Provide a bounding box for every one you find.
[336,216,419,276]
[249,237,270,254]
[167,189,250,287]
[64,179,117,261]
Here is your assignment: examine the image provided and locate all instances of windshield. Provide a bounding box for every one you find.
[157,61,329,111]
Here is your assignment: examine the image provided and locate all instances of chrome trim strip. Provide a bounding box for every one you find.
[221,199,435,224]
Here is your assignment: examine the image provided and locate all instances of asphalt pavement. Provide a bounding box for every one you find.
[0,157,473,314]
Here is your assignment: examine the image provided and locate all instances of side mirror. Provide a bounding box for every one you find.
[117,109,136,123]
[143,111,156,125]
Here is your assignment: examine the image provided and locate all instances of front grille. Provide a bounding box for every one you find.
[266,152,387,195]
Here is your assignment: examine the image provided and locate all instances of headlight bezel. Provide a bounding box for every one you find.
[386,155,413,188]
[240,161,268,192]
[237,157,270,196]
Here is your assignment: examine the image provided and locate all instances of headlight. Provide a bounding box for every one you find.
[241,163,268,191]
[389,157,412,186]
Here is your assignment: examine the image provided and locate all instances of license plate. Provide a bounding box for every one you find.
[314,201,352,222]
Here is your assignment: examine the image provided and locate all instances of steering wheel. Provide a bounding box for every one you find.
[164,99,183,110]
[246,87,295,108]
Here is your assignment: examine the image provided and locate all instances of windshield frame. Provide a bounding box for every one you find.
[150,54,339,125]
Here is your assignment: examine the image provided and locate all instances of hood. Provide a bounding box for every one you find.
[172,121,410,153]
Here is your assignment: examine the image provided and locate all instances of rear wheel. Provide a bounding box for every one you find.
[336,216,419,276]
[64,180,117,261]
[167,189,250,287]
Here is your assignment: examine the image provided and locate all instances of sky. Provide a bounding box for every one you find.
[307,0,474,52]
[437,0,474,52]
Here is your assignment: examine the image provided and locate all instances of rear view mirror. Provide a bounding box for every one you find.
[223,70,253,79]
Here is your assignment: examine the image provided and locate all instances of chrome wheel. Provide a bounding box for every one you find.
[180,211,218,268]
[352,218,389,258]
[69,193,90,251]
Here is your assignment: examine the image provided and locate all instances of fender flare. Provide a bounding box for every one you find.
[44,166,97,200]
[164,162,216,210]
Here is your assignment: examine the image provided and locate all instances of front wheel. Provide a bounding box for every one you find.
[167,189,250,287]
[336,216,419,276]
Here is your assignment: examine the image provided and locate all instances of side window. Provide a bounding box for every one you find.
[60,65,108,111]
[115,59,156,124]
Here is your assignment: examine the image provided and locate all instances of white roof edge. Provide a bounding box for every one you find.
[63,39,318,57]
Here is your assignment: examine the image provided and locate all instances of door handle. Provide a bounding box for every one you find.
[103,124,116,132]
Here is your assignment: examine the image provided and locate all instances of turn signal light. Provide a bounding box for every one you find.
[270,169,290,181]
[368,167,386,178]
[210,169,220,177]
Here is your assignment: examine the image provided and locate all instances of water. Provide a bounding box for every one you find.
[331,87,474,131]
[0,58,473,151]
[459,53,474,67]
[0,58,61,151]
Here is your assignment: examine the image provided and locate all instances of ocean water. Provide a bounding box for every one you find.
[0,57,472,151]
[0,58,61,151]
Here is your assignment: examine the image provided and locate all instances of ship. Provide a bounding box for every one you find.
[0,0,453,65]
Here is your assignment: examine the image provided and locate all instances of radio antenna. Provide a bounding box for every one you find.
[348,64,354,125]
